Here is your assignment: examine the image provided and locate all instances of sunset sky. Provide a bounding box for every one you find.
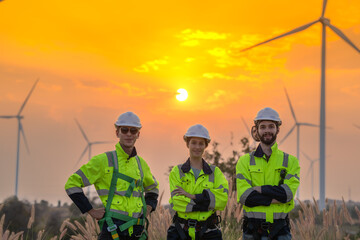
[1,0,360,205]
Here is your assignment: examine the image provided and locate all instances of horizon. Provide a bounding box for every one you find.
[1,0,360,205]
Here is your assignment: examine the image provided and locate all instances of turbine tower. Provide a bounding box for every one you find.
[0,79,39,197]
[301,151,319,198]
[232,0,360,209]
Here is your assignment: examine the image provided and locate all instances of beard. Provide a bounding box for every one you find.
[259,132,277,145]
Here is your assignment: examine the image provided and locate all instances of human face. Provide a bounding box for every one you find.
[116,126,140,148]
[187,137,207,159]
[257,121,279,145]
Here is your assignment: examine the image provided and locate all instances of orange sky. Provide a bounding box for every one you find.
[0,0,360,205]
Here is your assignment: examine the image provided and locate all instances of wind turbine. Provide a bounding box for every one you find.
[232,0,360,209]
[301,151,319,199]
[0,79,39,197]
[74,119,112,168]
[74,119,112,197]
[280,88,319,156]
[241,117,256,150]
[279,88,318,199]
[354,124,360,130]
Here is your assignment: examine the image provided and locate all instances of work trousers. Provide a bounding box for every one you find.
[243,233,292,240]
[98,221,145,240]
[167,225,222,240]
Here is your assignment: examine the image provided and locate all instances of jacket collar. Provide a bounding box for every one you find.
[116,142,137,160]
[254,142,278,158]
[181,158,213,175]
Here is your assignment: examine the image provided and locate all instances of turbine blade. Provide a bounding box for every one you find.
[241,117,251,135]
[0,116,17,118]
[299,123,319,127]
[75,119,89,143]
[301,150,312,161]
[284,88,297,122]
[326,22,360,53]
[237,20,319,52]
[279,124,296,145]
[92,141,113,145]
[353,124,360,130]
[18,79,39,115]
[321,0,328,17]
[19,122,30,154]
[74,146,89,168]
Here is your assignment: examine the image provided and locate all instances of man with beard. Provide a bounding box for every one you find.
[236,107,300,240]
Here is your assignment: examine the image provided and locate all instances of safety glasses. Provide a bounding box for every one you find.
[120,127,139,135]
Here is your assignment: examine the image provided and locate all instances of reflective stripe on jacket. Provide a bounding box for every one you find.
[65,143,159,217]
[169,159,229,221]
[236,143,300,223]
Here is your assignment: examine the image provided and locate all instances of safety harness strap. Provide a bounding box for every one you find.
[99,151,148,240]
[99,151,121,240]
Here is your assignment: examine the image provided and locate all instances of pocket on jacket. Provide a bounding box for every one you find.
[202,182,214,189]
[249,168,264,186]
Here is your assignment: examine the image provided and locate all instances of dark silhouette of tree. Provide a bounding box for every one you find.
[0,196,30,233]
[204,137,253,190]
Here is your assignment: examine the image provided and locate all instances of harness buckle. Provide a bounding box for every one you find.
[260,222,272,231]
[107,224,117,232]
[187,219,197,228]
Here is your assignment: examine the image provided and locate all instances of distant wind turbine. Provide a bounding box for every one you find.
[280,88,319,199]
[232,0,360,209]
[354,124,360,130]
[302,151,319,198]
[0,79,39,197]
[74,119,113,168]
[241,117,256,150]
[280,88,319,156]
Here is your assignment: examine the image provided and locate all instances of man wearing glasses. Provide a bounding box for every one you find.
[65,112,159,240]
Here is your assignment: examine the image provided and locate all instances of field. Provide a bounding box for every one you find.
[1,190,360,240]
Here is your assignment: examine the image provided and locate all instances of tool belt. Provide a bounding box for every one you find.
[173,213,221,240]
[243,216,289,240]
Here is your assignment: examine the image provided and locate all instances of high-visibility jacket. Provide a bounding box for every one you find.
[65,143,159,219]
[169,159,229,221]
[236,143,300,223]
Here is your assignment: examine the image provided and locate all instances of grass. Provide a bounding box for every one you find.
[1,193,360,240]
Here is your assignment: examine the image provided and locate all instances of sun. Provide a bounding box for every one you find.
[176,88,188,101]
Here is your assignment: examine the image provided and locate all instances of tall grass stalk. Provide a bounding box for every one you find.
[1,194,360,239]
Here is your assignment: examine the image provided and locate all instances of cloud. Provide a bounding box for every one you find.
[340,84,360,97]
[204,89,241,110]
[77,79,111,88]
[133,57,169,73]
[202,72,256,82]
[39,82,62,92]
[177,29,229,47]
[208,39,288,72]
[202,72,233,80]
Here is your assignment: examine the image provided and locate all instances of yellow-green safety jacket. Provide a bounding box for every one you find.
[65,143,159,222]
[236,143,300,223]
[169,159,229,222]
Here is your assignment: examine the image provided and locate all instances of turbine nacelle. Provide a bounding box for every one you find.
[319,17,330,25]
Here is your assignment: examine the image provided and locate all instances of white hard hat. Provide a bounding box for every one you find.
[254,107,282,125]
[114,112,142,128]
[183,124,211,143]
